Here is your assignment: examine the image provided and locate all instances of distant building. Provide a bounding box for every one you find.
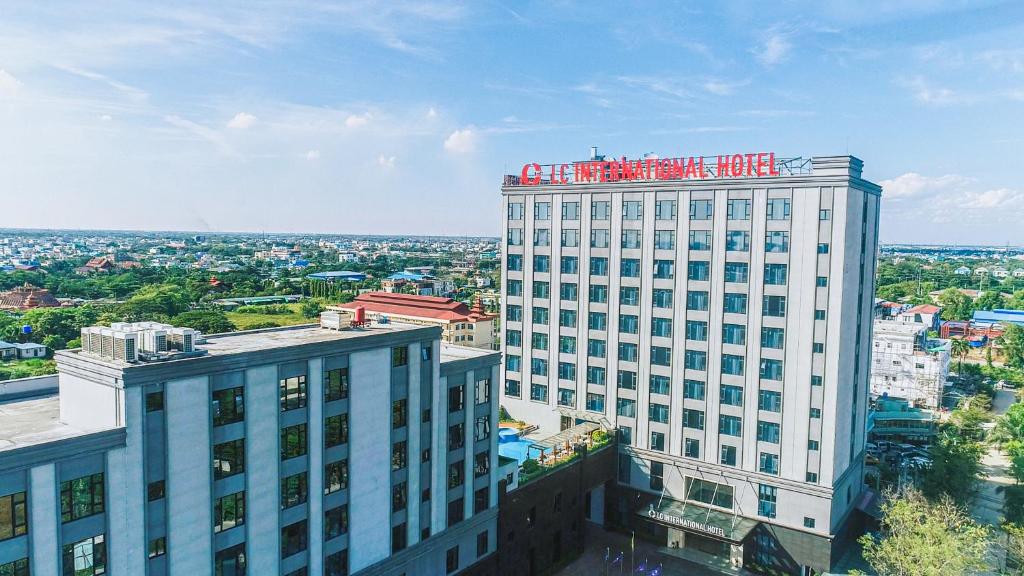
[954,266,971,275]
[76,256,140,274]
[332,292,498,349]
[974,267,989,275]
[0,341,16,360]
[871,320,950,409]
[868,398,939,440]
[1014,269,1024,278]
[897,304,942,331]
[993,267,1010,278]
[0,283,62,311]
[973,308,1024,328]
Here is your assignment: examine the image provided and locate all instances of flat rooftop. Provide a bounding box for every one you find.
[439,343,499,363]
[0,394,116,453]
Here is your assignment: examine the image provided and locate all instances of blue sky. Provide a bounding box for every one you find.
[1,1,1022,243]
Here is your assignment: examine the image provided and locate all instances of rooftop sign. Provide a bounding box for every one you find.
[509,152,808,187]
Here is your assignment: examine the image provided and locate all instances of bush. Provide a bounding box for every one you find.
[521,458,540,474]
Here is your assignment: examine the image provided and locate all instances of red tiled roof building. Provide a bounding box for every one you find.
[0,283,62,311]
[331,292,497,348]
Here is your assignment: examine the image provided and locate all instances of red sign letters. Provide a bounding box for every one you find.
[519,153,780,186]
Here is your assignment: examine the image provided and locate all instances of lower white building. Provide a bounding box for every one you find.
[870,320,950,408]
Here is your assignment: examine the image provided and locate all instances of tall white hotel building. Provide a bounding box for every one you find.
[499,153,880,574]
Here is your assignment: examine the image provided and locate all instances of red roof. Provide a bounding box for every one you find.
[905,304,940,314]
[335,292,495,323]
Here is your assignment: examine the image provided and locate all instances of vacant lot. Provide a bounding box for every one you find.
[225,303,313,330]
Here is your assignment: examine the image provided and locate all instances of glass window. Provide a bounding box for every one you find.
[214,439,245,479]
[759,453,780,475]
[279,375,308,411]
[559,336,576,354]
[656,199,676,220]
[724,262,748,283]
[535,202,551,220]
[507,228,523,246]
[589,284,608,303]
[590,229,610,248]
[617,370,637,390]
[559,309,577,328]
[723,323,746,345]
[685,320,707,341]
[689,199,713,220]
[446,545,460,574]
[62,535,106,576]
[587,338,606,358]
[588,312,607,331]
[758,390,782,412]
[507,254,522,271]
[760,359,784,381]
[654,230,675,250]
[560,283,578,302]
[586,393,605,412]
[650,461,664,491]
[721,384,744,406]
[766,198,790,220]
[761,327,785,349]
[215,491,246,532]
[763,295,787,317]
[560,256,578,275]
[325,414,348,447]
[651,346,672,366]
[530,358,548,376]
[765,231,789,253]
[392,441,408,471]
[281,424,308,459]
[684,379,705,400]
[558,362,576,381]
[653,288,673,308]
[725,230,750,252]
[557,388,575,407]
[688,230,712,251]
[818,243,830,254]
[811,375,823,387]
[686,291,709,311]
[60,473,105,524]
[810,407,822,418]
[719,415,742,436]
[562,201,580,220]
[684,350,707,371]
[533,229,550,247]
[757,421,781,444]
[533,281,550,299]
[621,258,641,278]
[727,198,751,220]
[684,438,701,458]
[532,306,549,325]
[504,379,521,398]
[616,398,636,418]
[145,390,163,412]
[815,309,826,320]
[506,305,522,322]
[325,505,349,540]
[654,260,674,279]
[721,354,745,376]
[650,375,670,395]
[623,201,643,220]
[561,228,579,247]
[505,354,521,372]
[212,386,245,426]
[392,399,408,428]
[687,478,734,509]
[325,367,349,402]
[590,257,608,276]
[687,261,709,281]
[533,254,550,273]
[683,409,705,430]
[507,279,523,297]
[621,229,642,249]
[720,445,737,466]
[819,208,831,220]
[764,263,788,285]
[591,201,610,220]
[325,460,348,494]
[587,366,607,386]
[505,329,522,347]
[758,484,777,518]
[619,315,639,334]
[508,202,524,220]
[281,520,308,559]
[620,286,640,306]
[530,383,548,402]
[724,293,748,314]
[619,342,638,362]
[0,491,27,540]
[651,317,672,338]
[649,403,669,424]
[816,276,828,287]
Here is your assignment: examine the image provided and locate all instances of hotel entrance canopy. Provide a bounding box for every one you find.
[638,499,759,544]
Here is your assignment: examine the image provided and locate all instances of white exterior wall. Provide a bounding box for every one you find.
[29,464,58,576]
[245,364,280,574]
[165,375,213,574]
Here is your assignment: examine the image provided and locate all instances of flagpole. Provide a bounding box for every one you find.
[630,531,635,574]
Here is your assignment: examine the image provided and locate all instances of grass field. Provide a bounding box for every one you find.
[0,358,57,382]
[225,303,314,330]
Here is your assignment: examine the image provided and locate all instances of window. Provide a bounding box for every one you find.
[807,472,819,483]
[763,295,787,317]
[474,486,489,514]
[586,393,605,412]
[687,478,734,509]
[619,315,639,334]
[617,370,637,390]
[759,453,780,475]
[215,491,245,532]
[719,415,742,436]
[474,416,491,442]
[684,350,707,371]
[590,257,608,276]
[506,305,522,322]
[507,254,523,271]
[392,399,408,429]
[804,517,816,528]
[505,329,522,347]
[819,208,831,220]
[212,386,245,426]
[448,423,465,451]
[475,378,491,405]
[535,202,551,220]
[392,345,410,367]
[446,545,460,574]
[765,231,789,253]
[325,460,348,494]
[449,385,465,411]
[619,427,633,446]
[620,258,641,277]
[724,262,748,283]
[280,472,308,510]
[0,559,28,576]
[145,390,163,412]
[650,461,664,491]
[592,201,610,220]
[507,228,523,246]
[688,261,709,283]
[727,198,751,220]
[392,482,408,513]
[62,535,105,576]
[726,230,749,252]
[588,312,607,331]
[559,336,576,354]
[616,398,636,418]
[649,375,669,397]
[811,375,823,387]
[0,491,27,540]
[148,537,166,559]
[683,409,705,430]
[563,201,580,220]
[654,260,674,279]
[653,288,673,308]
[531,333,549,352]
[724,293,747,314]
[474,451,490,478]
[325,414,348,447]
[505,354,521,372]
[649,403,669,423]
[761,327,785,349]
[534,255,550,273]
[533,229,550,247]
[281,423,308,459]
[766,198,790,220]
[214,439,245,479]
[816,276,828,287]
[651,346,671,366]
[757,421,781,444]
[533,281,550,299]
[688,230,712,251]
[810,407,822,418]
[587,366,607,386]
[815,309,826,320]
[147,480,164,501]
[621,229,642,249]
[654,230,675,250]
[689,199,713,220]
[646,316,672,340]
[619,342,638,362]
[557,388,576,407]
[560,283,578,302]
[508,202,524,220]
[587,339,606,358]
[325,505,348,540]
[477,530,489,558]
[61,473,104,523]
[281,520,308,559]
[392,441,408,471]
[808,439,820,451]
[684,438,701,458]
[685,320,707,341]
[764,263,787,285]
[687,291,709,311]
[720,445,737,466]
[650,432,665,451]
[448,461,465,490]
[561,256,579,275]
[723,323,746,345]
[758,390,782,412]
[591,229,610,248]
[684,379,705,400]
[721,385,744,406]
[758,484,777,518]
[279,375,308,411]
[813,342,825,353]
[505,379,521,398]
[817,243,830,254]
[325,367,349,402]
[620,286,640,306]
[216,543,247,576]
[721,354,745,376]
[760,359,784,381]
[530,383,548,402]
[325,550,347,576]
[589,284,608,303]
[659,198,675,218]
[623,201,643,220]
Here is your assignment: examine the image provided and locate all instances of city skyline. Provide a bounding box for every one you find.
[1,1,1023,241]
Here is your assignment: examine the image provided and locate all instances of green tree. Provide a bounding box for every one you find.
[920,425,985,504]
[859,488,991,576]
[121,284,191,318]
[975,289,1007,311]
[171,310,236,334]
[1002,324,1024,369]
[992,403,1024,449]
[1007,522,1024,576]
[950,337,971,373]
[301,299,324,319]
[938,288,974,321]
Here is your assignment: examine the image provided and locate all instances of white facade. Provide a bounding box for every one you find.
[498,155,880,572]
[870,320,950,409]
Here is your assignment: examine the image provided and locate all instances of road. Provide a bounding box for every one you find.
[971,388,1017,573]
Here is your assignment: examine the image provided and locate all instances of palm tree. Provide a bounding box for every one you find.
[950,337,971,374]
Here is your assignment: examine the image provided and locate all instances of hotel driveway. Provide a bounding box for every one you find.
[556,525,747,576]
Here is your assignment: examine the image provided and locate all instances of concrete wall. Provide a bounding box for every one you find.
[165,375,213,574]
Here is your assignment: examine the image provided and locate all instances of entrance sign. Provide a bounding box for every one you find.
[648,505,727,538]
[517,152,781,186]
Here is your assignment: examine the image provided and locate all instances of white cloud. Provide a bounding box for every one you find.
[757,33,792,66]
[425,107,437,119]
[702,79,747,96]
[345,112,372,128]
[443,127,476,154]
[899,76,959,106]
[878,172,970,199]
[879,172,1024,230]
[377,154,396,168]
[227,112,257,129]
[100,114,112,122]
[0,69,23,96]
[306,149,321,160]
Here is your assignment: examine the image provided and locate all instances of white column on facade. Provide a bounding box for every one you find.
[29,464,58,576]
[307,357,324,576]
[245,365,280,574]
[406,342,422,546]
[165,375,213,574]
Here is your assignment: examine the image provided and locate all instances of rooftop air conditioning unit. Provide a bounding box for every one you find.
[111,331,138,363]
[320,311,353,331]
[168,328,196,352]
[141,330,168,353]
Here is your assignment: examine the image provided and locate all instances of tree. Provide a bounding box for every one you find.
[950,337,971,373]
[1007,522,1024,576]
[171,310,235,334]
[920,425,984,504]
[992,403,1024,450]
[121,284,191,318]
[1002,324,1024,369]
[301,299,324,319]
[938,288,974,321]
[859,488,991,576]
[975,289,1007,312]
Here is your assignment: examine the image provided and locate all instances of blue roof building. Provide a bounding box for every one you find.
[306,271,367,282]
[972,309,1024,327]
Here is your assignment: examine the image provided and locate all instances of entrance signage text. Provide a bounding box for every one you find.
[648,506,728,538]
[519,152,780,186]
